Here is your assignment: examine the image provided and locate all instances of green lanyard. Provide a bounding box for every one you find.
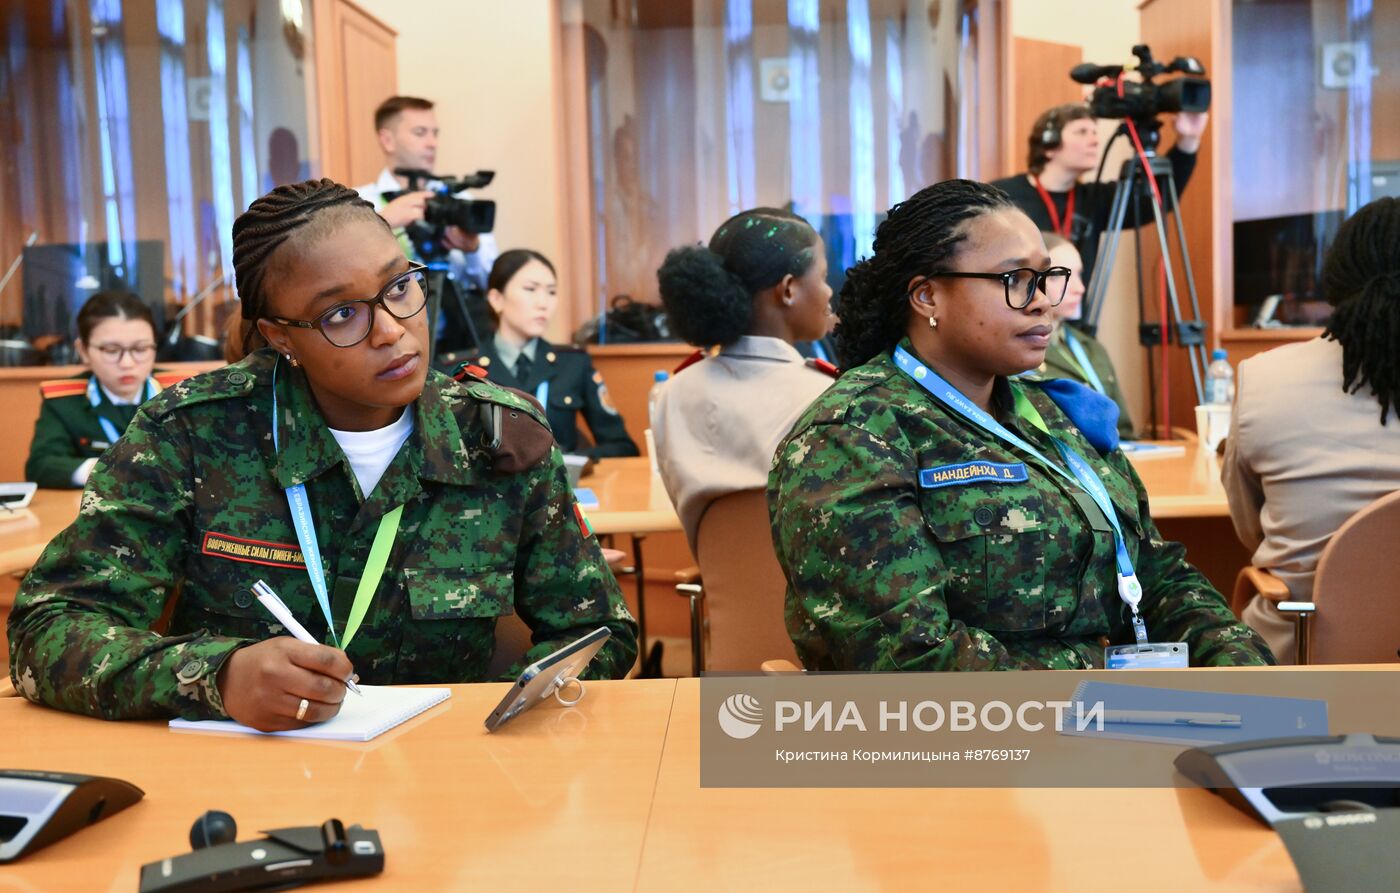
[273,359,404,650]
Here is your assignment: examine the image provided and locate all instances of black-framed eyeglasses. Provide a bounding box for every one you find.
[266,263,428,347]
[923,266,1072,310]
[92,342,157,363]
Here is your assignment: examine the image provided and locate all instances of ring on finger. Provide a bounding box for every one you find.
[296,698,310,721]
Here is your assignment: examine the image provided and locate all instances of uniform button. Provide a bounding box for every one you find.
[233,589,253,609]
[563,396,573,405]
[480,356,491,367]
[176,659,206,683]
[227,371,248,386]
[974,507,996,526]
[546,351,556,363]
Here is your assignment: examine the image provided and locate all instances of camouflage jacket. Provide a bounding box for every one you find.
[768,342,1274,672]
[8,350,638,720]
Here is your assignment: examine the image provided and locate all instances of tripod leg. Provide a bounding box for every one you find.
[1083,167,1138,334]
[1140,174,1206,406]
[1161,171,1211,404]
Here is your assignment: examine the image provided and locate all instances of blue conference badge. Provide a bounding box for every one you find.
[919,461,1029,490]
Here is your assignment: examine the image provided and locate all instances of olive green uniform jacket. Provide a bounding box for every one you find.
[8,350,638,720]
[768,343,1273,672]
[25,373,160,488]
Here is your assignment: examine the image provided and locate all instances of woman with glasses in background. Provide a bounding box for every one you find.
[9,180,637,730]
[768,179,1273,671]
[25,291,180,488]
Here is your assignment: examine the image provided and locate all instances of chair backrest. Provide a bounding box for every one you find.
[1309,489,1400,664]
[694,489,799,671]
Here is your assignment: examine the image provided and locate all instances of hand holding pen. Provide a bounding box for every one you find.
[211,581,360,733]
[252,580,361,695]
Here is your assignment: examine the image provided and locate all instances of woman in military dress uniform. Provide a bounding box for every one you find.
[463,250,638,458]
[768,179,1273,671]
[25,291,184,488]
[9,180,637,731]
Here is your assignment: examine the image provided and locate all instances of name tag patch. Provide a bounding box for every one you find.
[919,461,1029,489]
[201,531,306,569]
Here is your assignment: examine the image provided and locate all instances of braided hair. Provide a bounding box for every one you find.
[231,178,387,354]
[1321,196,1400,424]
[657,208,819,347]
[835,179,1015,369]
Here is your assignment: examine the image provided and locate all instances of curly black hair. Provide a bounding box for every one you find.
[231,178,387,355]
[1322,196,1400,424]
[657,208,818,347]
[835,179,1015,369]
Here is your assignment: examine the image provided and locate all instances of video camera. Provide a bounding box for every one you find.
[386,168,497,263]
[1071,44,1210,127]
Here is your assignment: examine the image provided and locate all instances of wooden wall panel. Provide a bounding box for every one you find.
[313,0,396,187]
[1004,38,1084,178]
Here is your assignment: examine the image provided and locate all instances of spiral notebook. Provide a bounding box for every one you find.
[169,685,451,742]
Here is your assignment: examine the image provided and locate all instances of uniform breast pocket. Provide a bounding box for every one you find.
[917,463,1050,634]
[404,566,515,622]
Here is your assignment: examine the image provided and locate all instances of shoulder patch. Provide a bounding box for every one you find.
[452,363,490,383]
[805,357,840,378]
[39,379,88,400]
[673,349,706,375]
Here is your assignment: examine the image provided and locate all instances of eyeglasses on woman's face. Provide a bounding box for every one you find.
[265,263,428,348]
[91,342,157,363]
[921,266,1072,310]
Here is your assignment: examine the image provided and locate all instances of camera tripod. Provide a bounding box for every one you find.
[1080,130,1209,433]
[423,264,486,370]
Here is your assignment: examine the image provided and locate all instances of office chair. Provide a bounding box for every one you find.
[1232,489,1400,664]
[673,489,799,676]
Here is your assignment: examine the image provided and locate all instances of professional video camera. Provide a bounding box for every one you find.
[1071,44,1210,129]
[386,168,497,264]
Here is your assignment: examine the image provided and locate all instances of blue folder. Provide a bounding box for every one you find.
[1062,681,1329,747]
[572,487,600,510]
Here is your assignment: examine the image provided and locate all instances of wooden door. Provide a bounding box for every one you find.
[312,0,397,187]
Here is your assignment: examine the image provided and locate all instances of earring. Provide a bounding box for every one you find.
[928,316,938,330]
[285,354,299,367]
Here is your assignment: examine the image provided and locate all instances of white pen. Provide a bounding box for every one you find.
[1083,709,1242,727]
[252,579,362,695]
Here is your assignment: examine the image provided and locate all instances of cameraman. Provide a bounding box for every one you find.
[991,102,1206,288]
[355,95,497,291]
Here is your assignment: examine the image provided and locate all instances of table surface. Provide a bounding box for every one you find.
[1126,441,1230,519]
[5,672,1365,891]
[0,490,81,578]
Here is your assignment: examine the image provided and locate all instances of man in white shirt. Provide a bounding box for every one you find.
[355,96,497,293]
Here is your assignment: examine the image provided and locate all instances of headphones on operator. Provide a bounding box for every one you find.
[1039,109,1062,148]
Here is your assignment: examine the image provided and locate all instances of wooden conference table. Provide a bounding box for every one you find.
[3,671,1361,891]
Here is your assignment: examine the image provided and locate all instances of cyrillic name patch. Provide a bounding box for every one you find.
[201,531,307,568]
[918,461,1028,489]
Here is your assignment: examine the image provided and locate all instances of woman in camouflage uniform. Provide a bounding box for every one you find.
[768,179,1272,671]
[9,180,636,730]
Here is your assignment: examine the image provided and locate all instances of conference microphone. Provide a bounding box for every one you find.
[0,231,39,307]
[165,272,227,347]
[1070,62,1126,84]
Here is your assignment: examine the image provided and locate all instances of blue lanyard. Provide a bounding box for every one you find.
[810,340,830,363]
[892,346,1148,644]
[535,380,549,408]
[270,365,340,648]
[88,377,157,445]
[1063,329,1108,396]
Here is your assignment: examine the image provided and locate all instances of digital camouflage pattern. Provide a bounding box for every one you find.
[8,349,637,720]
[1040,327,1136,440]
[769,340,1274,672]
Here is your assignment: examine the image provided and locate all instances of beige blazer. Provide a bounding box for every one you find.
[1223,336,1400,662]
[650,336,834,551]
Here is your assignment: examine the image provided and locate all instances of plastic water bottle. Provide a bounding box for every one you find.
[1205,349,1234,405]
[645,370,669,473]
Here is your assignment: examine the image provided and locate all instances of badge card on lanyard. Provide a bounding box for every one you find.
[891,346,1187,669]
